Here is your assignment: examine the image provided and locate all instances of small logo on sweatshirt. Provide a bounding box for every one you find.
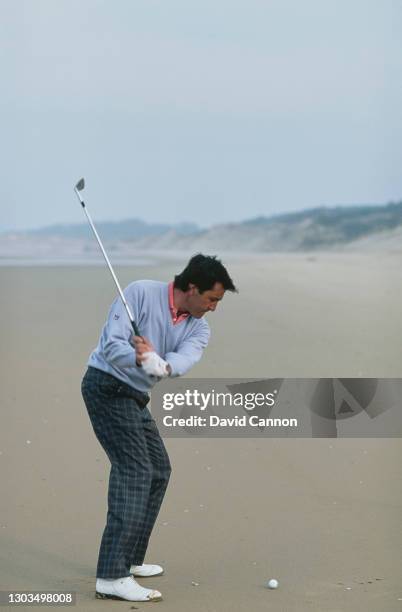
[114,314,120,320]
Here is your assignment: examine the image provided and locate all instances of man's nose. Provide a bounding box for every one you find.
[209,303,217,311]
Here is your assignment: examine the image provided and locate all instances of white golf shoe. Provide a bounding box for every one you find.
[130,563,164,577]
[95,575,162,602]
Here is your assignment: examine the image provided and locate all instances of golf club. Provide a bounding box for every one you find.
[74,178,141,336]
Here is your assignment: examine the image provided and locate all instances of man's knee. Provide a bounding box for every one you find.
[118,458,153,482]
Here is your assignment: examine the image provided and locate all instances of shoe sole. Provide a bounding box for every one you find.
[132,571,164,578]
[96,591,162,602]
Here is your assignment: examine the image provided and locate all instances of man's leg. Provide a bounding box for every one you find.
[82,368,154,579]
[130,410,171,566]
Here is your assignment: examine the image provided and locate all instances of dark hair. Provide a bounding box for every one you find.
[174,254,237,294]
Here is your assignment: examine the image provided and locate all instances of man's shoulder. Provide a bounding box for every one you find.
[125,280,167,295]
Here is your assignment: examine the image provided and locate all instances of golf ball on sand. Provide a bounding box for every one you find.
[267,579,279,589]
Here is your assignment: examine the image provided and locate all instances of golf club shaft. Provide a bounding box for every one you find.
[75,189,140,336]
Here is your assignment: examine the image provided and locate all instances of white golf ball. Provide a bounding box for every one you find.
[267,579,279,589]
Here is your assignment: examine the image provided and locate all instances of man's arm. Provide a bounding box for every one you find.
[134,323,210,378]
[102,288,139,369]
[164,323,210,377]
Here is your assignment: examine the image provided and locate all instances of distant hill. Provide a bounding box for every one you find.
[1,201,402,258]
[128,201,402,252]
[243,202,402,247]
[29,219,200,240]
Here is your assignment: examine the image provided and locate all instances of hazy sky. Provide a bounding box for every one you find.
[1,0,401,231]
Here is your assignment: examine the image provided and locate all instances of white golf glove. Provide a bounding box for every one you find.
[141,351,170,378]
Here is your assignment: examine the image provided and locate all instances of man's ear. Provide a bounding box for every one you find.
[188,283,197,295]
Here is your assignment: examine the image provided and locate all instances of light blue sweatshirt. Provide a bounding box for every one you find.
[88,280,210,392]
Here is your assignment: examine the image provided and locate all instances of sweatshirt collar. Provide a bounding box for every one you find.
[168,282,191,325]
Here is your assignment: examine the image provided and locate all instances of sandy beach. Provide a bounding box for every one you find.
[1,253,401,611]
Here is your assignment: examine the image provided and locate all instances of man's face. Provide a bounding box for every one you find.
[186,282,225,318]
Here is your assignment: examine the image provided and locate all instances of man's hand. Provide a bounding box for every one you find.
[132,336,155,366]
[141,352,170,378]
[132,336,171,377]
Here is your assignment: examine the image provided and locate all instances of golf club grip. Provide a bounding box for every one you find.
[131,319,141,337]
[130,319,144,370]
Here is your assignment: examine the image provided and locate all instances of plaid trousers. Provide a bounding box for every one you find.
[81,366,171,579]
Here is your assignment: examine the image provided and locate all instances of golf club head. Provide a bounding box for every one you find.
[75,178,85,191]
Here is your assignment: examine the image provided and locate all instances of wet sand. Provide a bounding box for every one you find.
[1,253,401,611]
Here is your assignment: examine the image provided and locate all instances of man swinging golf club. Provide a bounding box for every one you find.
[81,253,237,602]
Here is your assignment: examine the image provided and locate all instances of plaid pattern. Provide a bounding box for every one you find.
[81,366,171,579]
